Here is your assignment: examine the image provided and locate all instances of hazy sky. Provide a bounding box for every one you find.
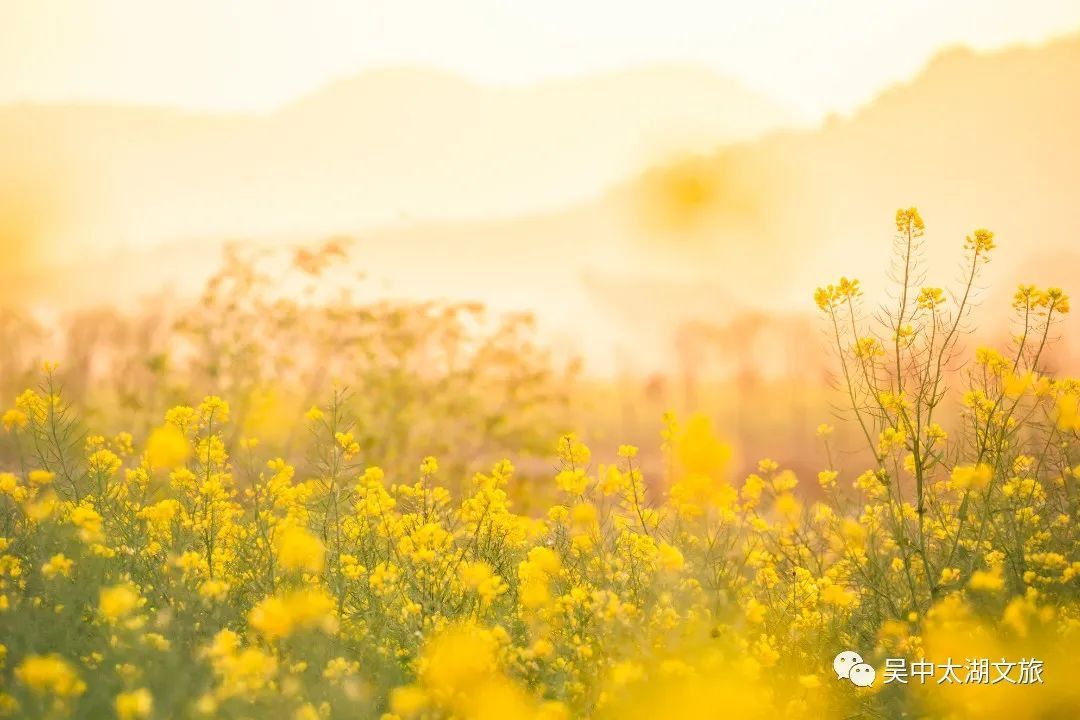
[2,0,1079,119]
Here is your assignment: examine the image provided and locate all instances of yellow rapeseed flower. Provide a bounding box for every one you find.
[42,553,73,579]
[15,655,86,697]
[115,688,153,719]
[950,463,992,492]
[145,424,191,469]
[274,524,325,573]
[99,584,142,622]
[459,561,508,605]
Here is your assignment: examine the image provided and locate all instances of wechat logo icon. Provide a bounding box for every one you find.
[834,650,875,687]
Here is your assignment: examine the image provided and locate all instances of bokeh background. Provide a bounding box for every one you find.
[3,0,1080,483]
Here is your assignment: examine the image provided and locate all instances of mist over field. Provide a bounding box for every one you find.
[5,36,1080,371]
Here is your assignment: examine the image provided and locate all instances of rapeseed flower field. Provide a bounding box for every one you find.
[2,209,1079,719]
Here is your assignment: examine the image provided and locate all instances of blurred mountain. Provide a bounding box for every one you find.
[341,34,1080,372]
[361,33,1080,369]
[634,32,1080,311]
[0,64,792,274]
[8,34,1080,375]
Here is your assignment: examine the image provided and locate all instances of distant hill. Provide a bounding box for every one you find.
[8,35,1080,375]
[629,33,1080,310]
[331,34,1080,371]
[0,64,792,274]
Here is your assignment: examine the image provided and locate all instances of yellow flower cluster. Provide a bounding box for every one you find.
[0,209,1079,718]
